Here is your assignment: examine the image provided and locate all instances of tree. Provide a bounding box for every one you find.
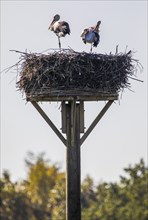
[25,152,66,219]
[81,159,148,220]
[81,175,98,219]
[0,153,66,220]
[0,154,147,220]
[117,159,148,220]
[0,170,32,220]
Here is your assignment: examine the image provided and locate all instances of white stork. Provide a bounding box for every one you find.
[81,21,101,52]
[48,14,70,50]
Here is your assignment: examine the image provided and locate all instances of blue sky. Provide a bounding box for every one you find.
[1,0,147,183]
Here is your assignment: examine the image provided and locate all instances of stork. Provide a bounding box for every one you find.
[81,21,101,52]
[48,14,70,51]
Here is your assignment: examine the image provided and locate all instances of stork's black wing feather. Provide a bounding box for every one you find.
[93,32,100,47]
[58,21,70,35]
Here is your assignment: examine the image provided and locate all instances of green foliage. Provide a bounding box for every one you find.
[25,152,66,219]
[81,159,148,220]
[0,170,32,220]
[0,153,66,220]
[0,154,147,220]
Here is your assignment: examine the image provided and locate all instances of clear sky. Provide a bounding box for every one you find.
[1,0,147,184]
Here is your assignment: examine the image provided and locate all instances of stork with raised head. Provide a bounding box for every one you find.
[81,21,101,52]
[48,14,70,51]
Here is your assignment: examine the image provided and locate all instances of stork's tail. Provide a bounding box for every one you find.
[95,21,101,32]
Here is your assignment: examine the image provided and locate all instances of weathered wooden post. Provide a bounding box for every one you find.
[61,100,84,219]
[65,101,81,220]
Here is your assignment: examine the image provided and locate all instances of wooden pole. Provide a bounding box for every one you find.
[66,100,81,220]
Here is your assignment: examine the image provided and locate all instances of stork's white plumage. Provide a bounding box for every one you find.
[49,14,70,50]
[81,21,101,52]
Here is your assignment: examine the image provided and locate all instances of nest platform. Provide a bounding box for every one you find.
[17,49,140,102]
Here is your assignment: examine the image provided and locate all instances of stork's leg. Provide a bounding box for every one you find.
[90,44,93,52]
[58,37,61,51]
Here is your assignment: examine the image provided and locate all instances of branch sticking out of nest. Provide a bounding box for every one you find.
[14,49,142,97]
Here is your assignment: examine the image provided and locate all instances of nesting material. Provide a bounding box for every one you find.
[16,49,141,99]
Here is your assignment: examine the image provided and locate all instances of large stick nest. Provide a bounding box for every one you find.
[16,49,142,96]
